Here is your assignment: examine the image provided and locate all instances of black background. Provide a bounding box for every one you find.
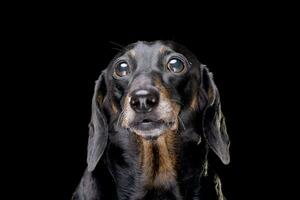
[5,3,292,200]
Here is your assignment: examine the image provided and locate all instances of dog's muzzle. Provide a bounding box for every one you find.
[129,89,162,132]
[121,81,179,139]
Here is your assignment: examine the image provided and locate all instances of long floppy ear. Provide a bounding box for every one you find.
[87,71,108,172]
[200,65,230,165]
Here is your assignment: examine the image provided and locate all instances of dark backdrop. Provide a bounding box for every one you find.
[8,4,289,200]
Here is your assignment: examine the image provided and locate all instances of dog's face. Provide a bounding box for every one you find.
[87,41,230,172]
[104,41,199,139]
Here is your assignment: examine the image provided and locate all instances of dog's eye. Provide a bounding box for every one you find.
[115,62,130,77]
[167,58,185,73]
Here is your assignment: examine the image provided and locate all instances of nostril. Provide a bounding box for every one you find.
[146,97,157,107]
[130,97,139,107]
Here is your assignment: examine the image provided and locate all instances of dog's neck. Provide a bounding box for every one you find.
[106,128,223,200]
[130,130,183,199]
[138,130,178,189]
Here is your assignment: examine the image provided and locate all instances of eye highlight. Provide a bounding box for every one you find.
[115,62,130,77]
[167,58,185,73]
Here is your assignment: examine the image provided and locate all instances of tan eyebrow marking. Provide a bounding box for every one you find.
[129,50,135,57]
[159,46,167,54]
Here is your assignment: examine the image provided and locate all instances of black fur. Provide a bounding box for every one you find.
[72,41,230,200]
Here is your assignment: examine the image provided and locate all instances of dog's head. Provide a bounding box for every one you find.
[87,41,230,171]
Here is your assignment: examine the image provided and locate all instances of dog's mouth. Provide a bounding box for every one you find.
[129,117,176,139]
[131,119,165,130]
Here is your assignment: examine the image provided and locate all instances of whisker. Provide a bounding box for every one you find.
[111,47,123,52]
[109,41,128,51]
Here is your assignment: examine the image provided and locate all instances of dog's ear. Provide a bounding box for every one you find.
[87,71,108,172]
[200,65,230,165]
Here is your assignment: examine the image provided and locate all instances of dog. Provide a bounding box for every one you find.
[72,41,230,200]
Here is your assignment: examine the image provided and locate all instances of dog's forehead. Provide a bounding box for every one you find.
[130,41,170,54]
[125,41,173,60]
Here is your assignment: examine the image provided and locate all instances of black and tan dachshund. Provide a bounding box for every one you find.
[72,41,230,200]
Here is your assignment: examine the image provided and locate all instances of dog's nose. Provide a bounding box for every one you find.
[130,89,159,113]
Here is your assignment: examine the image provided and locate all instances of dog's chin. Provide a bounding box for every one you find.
[133,127,166,140]
[130,121,174,140]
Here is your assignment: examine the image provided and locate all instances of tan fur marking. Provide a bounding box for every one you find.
[121,96,130,127]
[111,101,118,114]
[140,131,177,188]
[190,93,198,111]
[153,132,177,187]
[97,94,104,107]
[154,78,167,96]
[159,46,167,54]
[154,77,180,130]
[129,50,135,57]
[141,139,155,185]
